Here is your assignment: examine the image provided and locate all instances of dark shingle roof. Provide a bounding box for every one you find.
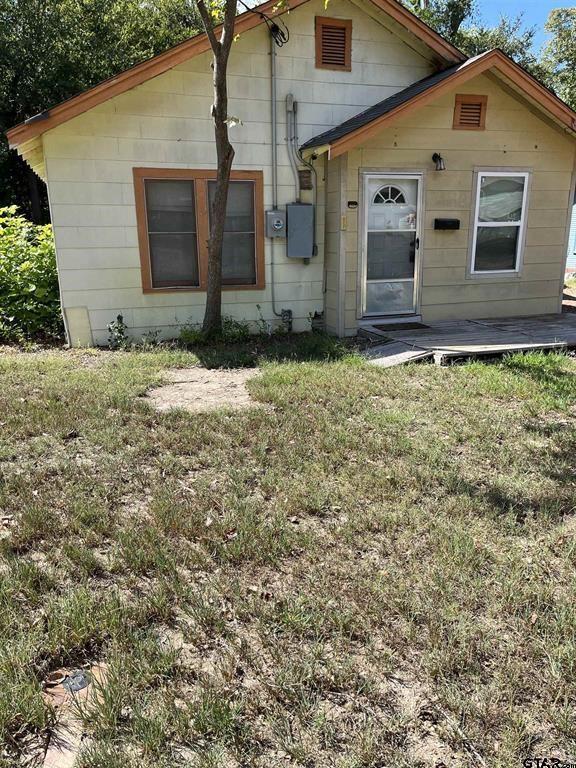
[300,61,466,152]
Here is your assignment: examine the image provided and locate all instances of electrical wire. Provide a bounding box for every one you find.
[237,0,290,46]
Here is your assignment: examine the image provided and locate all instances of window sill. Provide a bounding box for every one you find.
[466,270,521,281]
[143,283,265,294]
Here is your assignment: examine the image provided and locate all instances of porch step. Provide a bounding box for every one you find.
[358,327,388,342]
[362,341,434,368]
[358,321,427,342]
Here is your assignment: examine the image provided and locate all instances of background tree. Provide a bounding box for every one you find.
[403,0,547,81]
[0,0,202,221]
[403,0,474,43]
[542,9,576,109]
[457,17,546,78]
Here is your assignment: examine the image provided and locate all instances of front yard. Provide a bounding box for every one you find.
[1,340,575,767]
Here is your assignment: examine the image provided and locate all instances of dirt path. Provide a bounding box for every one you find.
[144,367,263,412]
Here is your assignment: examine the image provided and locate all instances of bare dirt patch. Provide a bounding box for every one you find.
[144,367,264,413]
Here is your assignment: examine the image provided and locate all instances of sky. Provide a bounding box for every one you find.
[478,0,562,52]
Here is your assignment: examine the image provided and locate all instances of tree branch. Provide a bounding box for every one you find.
[220,0,237,53]
[195,0,219,53]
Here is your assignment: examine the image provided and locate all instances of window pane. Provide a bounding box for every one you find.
[146,180,196,233]
[479,176,525,223]
[366,280,414,314]
[474,226,519,271]
[208,180,257,284]
[222,234,256,285]
[367,232,415,280]
[208,180,255,232]
[149,233,199,286]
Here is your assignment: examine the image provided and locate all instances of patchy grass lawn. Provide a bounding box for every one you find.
[0,338,575,767]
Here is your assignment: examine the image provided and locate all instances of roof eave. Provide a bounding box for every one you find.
[301,144,330,160]
[304,50,576,159]
[7,0,463,149]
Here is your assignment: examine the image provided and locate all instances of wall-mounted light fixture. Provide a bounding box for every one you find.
[432,152,446,171]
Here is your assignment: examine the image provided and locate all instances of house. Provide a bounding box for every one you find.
[7,0,576,345]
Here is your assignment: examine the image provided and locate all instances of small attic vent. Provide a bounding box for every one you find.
[316,17,352,71]
[453,94,487,130]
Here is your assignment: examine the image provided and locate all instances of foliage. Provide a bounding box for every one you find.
[180,315,253,346]
[458,17,549,81]
[140,329,162,348]
[0,206,62,341]
[403,0,475,43]
[106,319,164,351]
[0,0,202,219]
[542,9,576,109]
[107,314,130,350]
[403,0,549,81]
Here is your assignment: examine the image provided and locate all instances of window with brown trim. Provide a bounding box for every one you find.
[453,94,487,130]
[134,168,265,292]
[315,17,352,71]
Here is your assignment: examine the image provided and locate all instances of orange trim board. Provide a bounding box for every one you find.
[6,0,463,149]
[326,50,576,159]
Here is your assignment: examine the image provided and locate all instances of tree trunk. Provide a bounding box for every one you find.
[202,46,235,334]
[196,0,237,337]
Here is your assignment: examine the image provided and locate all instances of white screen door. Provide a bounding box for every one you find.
[362,174,421,316]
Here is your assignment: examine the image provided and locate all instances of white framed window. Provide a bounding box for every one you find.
[470,171,529,275]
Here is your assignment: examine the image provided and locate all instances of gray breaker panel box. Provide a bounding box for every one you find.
[286,203,314,259]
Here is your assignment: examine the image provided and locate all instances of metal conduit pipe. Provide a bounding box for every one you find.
[286,95,301,202]
[269,29,281,317]
[291,98,318,260]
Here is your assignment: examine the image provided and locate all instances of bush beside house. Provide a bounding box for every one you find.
[0,207,62,342]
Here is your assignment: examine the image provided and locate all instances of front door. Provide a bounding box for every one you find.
[361,173,421,317]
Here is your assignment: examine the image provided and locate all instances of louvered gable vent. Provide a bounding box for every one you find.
[316,17,352,72]
[321,24,347,67]
[459,101,482,126]
[453,94,487,130]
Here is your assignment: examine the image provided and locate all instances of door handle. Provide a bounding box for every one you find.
[415,237,420,250]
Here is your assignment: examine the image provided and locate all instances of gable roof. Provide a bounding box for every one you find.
[301,49,576,158]
[6,0,463,150]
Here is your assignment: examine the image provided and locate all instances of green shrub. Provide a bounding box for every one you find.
[107,314,129,350]
[179,315,253,346]
[0,206,63,342]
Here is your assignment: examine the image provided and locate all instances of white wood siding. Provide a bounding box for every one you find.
[324,155,343,335]
[42,0,435,344]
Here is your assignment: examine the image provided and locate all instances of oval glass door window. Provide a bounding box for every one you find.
[373,185,406,205]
